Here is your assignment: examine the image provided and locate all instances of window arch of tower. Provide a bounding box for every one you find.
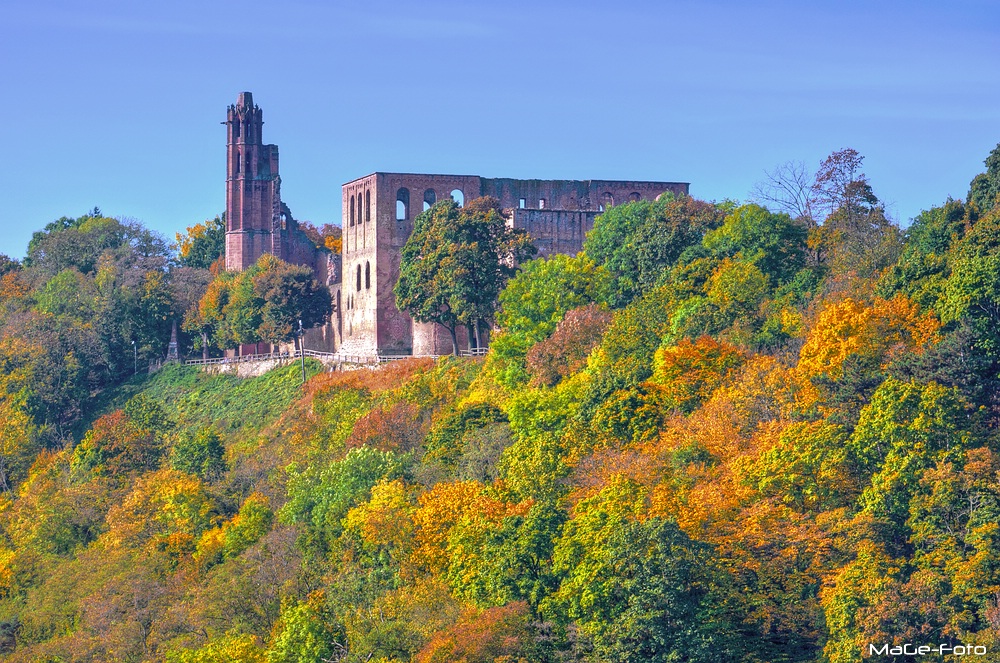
[396,188,410,221]
[356,265,362,291]
[423,189,436,211]
[365,190,371,223]
[350,196,356,227]
[599,191,614,212]
[365,261,371,289]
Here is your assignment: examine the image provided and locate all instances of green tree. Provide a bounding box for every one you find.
[25,214,169,277]
[702,203,807,286]
[878,199,969,308]
[252,254,332,348]
[489,253,611,388]
[938,209,1000,364]
[267,590,345,663]
[281,446,410,554]
[546,478,732,662]
[395,197,535,354]
[170,428,226,480]
[584,195,725,306]
[967,142,1000,212]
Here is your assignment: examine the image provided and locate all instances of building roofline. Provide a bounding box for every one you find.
[342,172,690,187]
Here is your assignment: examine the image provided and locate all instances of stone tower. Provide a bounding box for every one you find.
[224,91,282,271]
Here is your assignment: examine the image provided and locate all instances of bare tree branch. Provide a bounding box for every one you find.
[750,160,817,227]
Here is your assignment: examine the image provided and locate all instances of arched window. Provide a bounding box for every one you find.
[365,190,371,223]
[235,150,241,174]
[396,188,410,221]
[245,152,252,174]
[233,121,241,140]
[601,192,614,209]
[365,261,371,289]
[423,189,436,211]
[356,265,362,291]
[539,198,546,209]
[350,195,356,226]
[450,189,464,207]
[629,192,641,202]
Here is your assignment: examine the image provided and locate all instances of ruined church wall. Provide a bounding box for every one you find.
[338,174,379,355]
[374,173,482,355]
[480,178,689,211]
[509,209,599,258]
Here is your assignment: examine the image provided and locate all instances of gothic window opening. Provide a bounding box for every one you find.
[396,188,410,221]
[539,198,546,209]
[629,191,641,202]
[365,190,371,222]
[601,192,614,209]
[365,261,371,289]
[233,121,241,140]
[356,265,362,291]
[450,189,464,207]
[423,189,436,211]
[245,152,252,174]
[350,196,356,226]
[235,151,241,174]
[518,198,525,209]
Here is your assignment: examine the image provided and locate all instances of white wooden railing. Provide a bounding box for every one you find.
[184,347,486,367]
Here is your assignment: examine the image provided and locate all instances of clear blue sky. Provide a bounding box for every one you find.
[1,0,998,259]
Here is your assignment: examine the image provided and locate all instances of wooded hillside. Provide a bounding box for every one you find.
[2,146,1000,662]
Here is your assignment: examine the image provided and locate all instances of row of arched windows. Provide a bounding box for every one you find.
[355,261,371,291]
[396,187,465,221]
[349,189,372,227]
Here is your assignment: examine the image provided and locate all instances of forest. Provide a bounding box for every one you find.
[1,144,1000,662]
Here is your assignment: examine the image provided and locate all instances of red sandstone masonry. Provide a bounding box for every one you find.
[223,92,690,358]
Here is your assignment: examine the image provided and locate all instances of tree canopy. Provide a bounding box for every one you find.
[394,197,535,354]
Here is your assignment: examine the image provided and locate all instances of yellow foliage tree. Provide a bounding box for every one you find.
[797,295,940,382]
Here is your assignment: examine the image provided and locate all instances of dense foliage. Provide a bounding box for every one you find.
[395,197,535,354]
[5,145,1000,662]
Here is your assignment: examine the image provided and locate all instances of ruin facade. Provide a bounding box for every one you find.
[223,92,689,356]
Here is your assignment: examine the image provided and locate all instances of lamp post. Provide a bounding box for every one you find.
[298,319,306,384]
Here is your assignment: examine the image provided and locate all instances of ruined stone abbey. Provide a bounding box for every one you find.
[224,92,689,356]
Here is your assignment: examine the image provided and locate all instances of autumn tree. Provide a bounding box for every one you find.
[174,215,225,270]
[298,221,342,254]
[526,304,613,387]
[395,197,535,355]
[808,149,902,278]
[489,253,611,388]
[189,254,331,351]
